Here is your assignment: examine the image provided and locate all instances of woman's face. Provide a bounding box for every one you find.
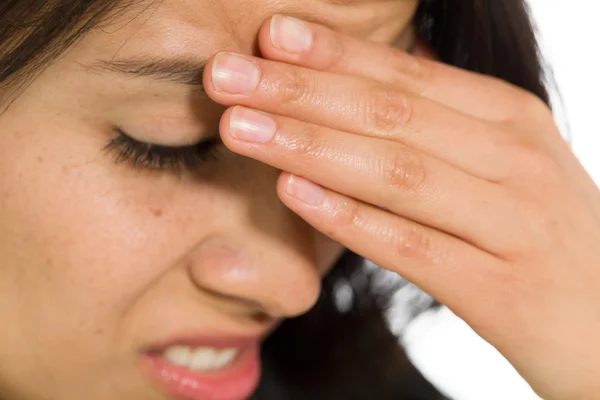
[0,0,417,399]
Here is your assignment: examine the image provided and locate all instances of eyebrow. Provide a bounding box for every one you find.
[84,56,211,96]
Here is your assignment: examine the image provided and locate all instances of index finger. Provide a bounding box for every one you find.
[258,14,538,121]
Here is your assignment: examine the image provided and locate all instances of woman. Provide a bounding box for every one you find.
[1,1,599,400]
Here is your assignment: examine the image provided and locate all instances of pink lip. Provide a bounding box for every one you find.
[141,336,262,400]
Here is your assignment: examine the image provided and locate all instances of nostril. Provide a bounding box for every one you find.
[249,310,273,325]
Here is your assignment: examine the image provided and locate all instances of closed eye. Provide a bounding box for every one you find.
[104,128,224,175]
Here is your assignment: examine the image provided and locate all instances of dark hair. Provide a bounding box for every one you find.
[0,0,549,399]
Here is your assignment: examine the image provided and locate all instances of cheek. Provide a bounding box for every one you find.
[0,112,199,350]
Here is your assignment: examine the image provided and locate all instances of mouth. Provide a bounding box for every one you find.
[141,336,262,400]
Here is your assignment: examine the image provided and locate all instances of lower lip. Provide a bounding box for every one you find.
[141,347,261,400]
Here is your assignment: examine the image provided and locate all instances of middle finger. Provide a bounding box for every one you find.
[219,104,527,257]
[203,52,516,182]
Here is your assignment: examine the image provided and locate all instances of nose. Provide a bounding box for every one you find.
[186,228,323,319]
[180,147,343,319]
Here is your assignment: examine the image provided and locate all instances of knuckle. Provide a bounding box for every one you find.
[393,224,432,260]
[382,148,429,193]
[367,89,414,134]
[329,198,364,231]
[285,127,330,164]
[278,68,315,106]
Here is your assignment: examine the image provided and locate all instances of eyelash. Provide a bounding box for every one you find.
[104,128,223,174]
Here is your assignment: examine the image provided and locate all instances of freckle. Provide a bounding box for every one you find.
[37,155,44,163]
[150,208,163,217]
[1,190,12,201]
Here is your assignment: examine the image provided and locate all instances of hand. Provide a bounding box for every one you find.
[203,15,600,400]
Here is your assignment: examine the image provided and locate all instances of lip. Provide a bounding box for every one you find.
[141,335,263,400]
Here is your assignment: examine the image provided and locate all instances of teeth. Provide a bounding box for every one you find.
[163,346,239,371]
[214,348,238,368]
[189,348,218,371]
[163,346,191,367]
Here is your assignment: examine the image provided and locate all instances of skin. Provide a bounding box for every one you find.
[2,0,599,399]
[0,1,419,399]
[204,13,600,400]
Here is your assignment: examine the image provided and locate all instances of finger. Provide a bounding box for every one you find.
[275,171,510,323]
[220,106,528,256]
[203,52,518,182]
[258,14,538,122]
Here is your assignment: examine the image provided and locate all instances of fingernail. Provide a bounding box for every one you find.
[229,107,276,143]
[286,175,324,206]
[212,53,261,95]
[270,15,313,54]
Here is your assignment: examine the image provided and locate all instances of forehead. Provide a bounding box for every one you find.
[82,0,418,60]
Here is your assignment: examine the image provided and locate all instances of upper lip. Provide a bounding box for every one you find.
[143,324,280,355]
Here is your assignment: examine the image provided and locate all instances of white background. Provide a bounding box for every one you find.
[402,1,600,399]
